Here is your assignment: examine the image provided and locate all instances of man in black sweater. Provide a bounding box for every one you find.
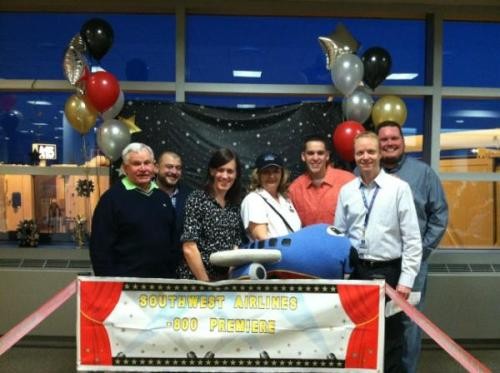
[90,143,180,278]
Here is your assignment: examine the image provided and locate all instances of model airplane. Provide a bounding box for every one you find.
[210,224,354,280]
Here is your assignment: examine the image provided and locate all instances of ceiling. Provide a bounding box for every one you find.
[1,0,499,21]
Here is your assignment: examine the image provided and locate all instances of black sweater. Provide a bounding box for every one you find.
[90,181,180,278]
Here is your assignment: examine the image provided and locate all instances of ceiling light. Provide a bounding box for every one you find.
[455,119,465,124]
[33,122,49,126]
[237,104,256,109]
[449,110,500,118]
[402,127,417,135]
[91,66,105,73]
[386,73,418,80]
[233,70,262,78]
[27,100,52,106]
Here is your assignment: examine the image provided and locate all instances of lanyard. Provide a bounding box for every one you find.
[361,185,379,230]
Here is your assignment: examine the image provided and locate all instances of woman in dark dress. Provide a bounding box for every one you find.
[178,148,244,281]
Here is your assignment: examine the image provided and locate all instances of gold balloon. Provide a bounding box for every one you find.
[118,115,142,134]
[372,95,407,127]
[64,94,98,134]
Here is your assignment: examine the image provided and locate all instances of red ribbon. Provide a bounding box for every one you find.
[0,280,77,356]
[385,284,491,373]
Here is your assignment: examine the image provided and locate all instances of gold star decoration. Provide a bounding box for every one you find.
[118,115,142,134]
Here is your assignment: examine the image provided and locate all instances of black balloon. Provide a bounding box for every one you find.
[80,18,114,61]
[361,47,392,90]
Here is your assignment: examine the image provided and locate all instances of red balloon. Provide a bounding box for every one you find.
[80,66,91,82]
[333,120,365,162]
[85,71,120,113]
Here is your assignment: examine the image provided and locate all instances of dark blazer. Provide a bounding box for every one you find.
[174,183,193,237]
[90,181,180,278]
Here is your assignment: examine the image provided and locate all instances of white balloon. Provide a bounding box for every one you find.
[101,90,124,120]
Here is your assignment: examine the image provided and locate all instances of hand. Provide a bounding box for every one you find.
[197,272,210,282]
[183,241,210,281]
[396,284,412,299]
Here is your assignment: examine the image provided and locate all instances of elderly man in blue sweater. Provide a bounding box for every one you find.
[377,122,449,373]
[90,142,180,278]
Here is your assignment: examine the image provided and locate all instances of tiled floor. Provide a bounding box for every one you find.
[419,347,499,372]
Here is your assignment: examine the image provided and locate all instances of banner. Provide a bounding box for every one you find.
[78,277,384,372]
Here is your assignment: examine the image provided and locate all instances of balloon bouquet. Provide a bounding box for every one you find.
[318,24,407,163]
[62,18,132,162]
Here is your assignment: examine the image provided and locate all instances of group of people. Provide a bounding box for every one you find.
[89,121,448,373]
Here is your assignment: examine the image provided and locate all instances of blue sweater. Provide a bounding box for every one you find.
[90,181,181,278]
[384,155,448,260]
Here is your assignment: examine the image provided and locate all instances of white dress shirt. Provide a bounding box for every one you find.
[334,169,422,288]
[241,188,301,240]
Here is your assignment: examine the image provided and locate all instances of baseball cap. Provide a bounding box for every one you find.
[255,152,284,170]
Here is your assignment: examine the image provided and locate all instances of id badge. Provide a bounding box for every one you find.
[358,239,368,254]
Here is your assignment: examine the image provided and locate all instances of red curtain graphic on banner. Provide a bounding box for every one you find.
[80,281,123,365]
[337,284,380,369]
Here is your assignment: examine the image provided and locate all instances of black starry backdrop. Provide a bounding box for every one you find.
[119,101,349,188]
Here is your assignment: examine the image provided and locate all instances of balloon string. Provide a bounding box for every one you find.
[92,146,102,229]
[81,134,88,164]
[81,134,91,232]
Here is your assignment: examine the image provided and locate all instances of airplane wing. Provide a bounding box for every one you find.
[210,249,282,267]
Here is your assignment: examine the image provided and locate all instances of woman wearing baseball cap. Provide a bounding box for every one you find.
[241,152,301,241]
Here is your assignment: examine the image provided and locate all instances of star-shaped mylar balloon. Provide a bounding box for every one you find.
[118,115,142,134]
[318,23,360,70]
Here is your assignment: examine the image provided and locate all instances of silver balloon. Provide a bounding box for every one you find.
[69,33,87,54]
[97,119,131,161]
[331,53,364,96]
[101,90,124,120]
[342,86,374,123]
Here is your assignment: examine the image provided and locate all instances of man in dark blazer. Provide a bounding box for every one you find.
[156,151,193,236]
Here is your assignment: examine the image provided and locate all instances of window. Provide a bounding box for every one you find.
[0,92,175,165]
[0,10,498,252]
[440,180,499,248]
[443,21,500,87]
[187,16,425,85]
[0,13,175,81]
[440,99,500,160]
[186,94,324,108]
